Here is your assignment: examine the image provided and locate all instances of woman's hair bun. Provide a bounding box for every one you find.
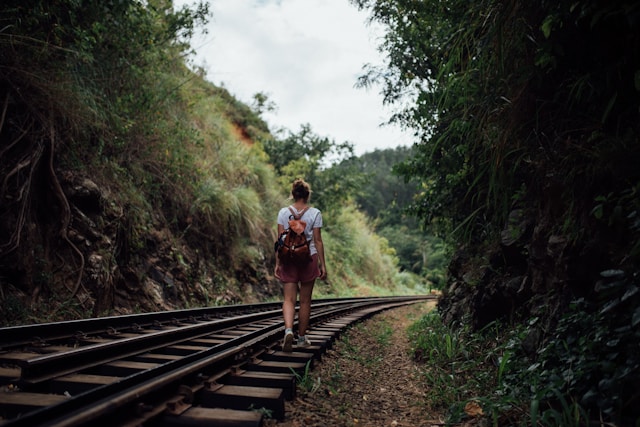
[291,179,311,201]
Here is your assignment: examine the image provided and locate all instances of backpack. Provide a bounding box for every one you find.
[275,207,312,265]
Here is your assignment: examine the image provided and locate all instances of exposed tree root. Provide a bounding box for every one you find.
[47,123,85,299]
[0,138,42,256]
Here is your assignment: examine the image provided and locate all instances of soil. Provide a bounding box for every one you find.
[265,301,444,427]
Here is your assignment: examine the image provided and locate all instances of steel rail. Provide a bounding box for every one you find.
[13,308,282,384]
[7,298,423,384]
[39,301,390,427]
[0,297,385,350]
[0,296,434,426]
[3,316,285,427]
[0,302,282,350]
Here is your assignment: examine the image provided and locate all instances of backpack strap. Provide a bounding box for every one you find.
[288,206,309,220]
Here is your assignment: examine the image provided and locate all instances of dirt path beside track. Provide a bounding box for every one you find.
[266,301,443,427]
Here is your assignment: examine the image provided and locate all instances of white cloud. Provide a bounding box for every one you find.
[176,0,412,155]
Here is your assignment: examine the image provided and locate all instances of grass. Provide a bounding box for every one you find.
[0,292,94,327]
[408,311,508,421]
[291,361,321,393]
[530,389,590,427]
[334,320,395,368]
[406,309,625,426]
[248,405,274,419]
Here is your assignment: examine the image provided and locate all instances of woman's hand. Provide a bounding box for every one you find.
[274,263,281,280]
[318,265,327,281]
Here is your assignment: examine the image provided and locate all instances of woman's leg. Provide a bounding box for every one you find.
[297,280,315,337]
[282,282,298,330]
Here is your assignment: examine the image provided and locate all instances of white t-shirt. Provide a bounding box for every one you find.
[277,206,323,255]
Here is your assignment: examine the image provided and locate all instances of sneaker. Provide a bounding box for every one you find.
[296,336,312,347]
[282,330,294,352]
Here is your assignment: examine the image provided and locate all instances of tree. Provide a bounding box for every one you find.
[251,92,277,116]
[262,124,365,212]
[351,0,640,285]
[350,1,640,422]
[347,147,448,281]
[352,147,417,223]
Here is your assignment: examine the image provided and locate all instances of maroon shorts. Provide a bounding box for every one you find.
[278,253,320,283]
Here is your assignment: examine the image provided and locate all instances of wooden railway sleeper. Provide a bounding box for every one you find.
[0,297,434,426]
[165,394,192,417]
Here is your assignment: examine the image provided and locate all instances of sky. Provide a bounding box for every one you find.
[174,0,412,156]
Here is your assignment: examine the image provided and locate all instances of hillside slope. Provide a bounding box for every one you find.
[0,1,419,325]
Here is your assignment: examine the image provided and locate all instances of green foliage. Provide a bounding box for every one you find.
[319,205,401,296]
[250,92,277,117]
[345,147,450,286]
[207,86,271,138]
[0,0,209,234]
[291,361,321,394]
[0,0,425,319]
[409,268,640,425]
[262,124,365,212]
[248,405,273,419]
[352,0,640,254]
[392,271,428,291]
[182,79,282,270]
[526,270,640,424]
[409,311,538,424]
[408,311,502,419]
[351,147,417,222]
[195,179,258,235]
[0,0,289,311]
[352,2,640,422]
[530,389,590,427]
[263,124,333,175]
[1,0,209,135]
[0,290,94,325]
[377,225,447,280]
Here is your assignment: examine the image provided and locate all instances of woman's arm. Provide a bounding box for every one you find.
[275,223,285,279]
[313,227,327,280]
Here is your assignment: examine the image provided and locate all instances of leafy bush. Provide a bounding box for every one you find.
[527,270,640,425]
[409,268,640,425]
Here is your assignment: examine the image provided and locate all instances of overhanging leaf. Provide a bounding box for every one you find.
[621,285,639,302]
[600,298,621,314]
[632,307,640,327]
[600,269,625,279]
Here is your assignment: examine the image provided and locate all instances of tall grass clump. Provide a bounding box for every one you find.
[183,78,281,270]
[409,312,488,412]
[408,310,538,424]
[318,204,403,296]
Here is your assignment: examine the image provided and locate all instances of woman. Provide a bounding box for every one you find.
[275,179,327,352]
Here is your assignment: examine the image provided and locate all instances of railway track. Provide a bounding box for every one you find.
[0,296,434,426]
